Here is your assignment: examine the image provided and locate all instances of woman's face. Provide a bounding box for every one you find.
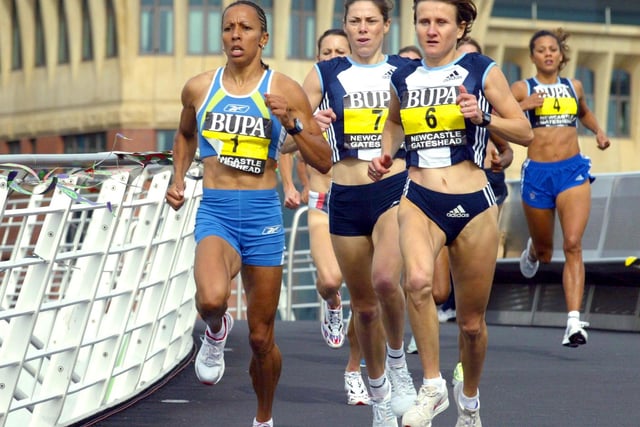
[221,4,267,63]
[343,0,389,60]
[317,35,350,61]
[530,35,563,74]
[414,0,465,66]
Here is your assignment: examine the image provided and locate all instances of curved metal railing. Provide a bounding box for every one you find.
[0,155,201,426]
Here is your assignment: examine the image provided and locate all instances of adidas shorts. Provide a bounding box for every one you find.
[329,170,407,236]
[484,169,508,205]
[403,179,496,245]
[520,153,594,209]
[195,188,285,267]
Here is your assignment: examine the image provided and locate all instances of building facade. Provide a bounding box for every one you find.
[1,0,639,178]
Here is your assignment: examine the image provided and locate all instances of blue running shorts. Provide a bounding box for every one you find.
[195,188,285,266]
[520,153,594,209]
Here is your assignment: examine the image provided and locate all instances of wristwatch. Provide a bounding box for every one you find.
[286,118,304,136]
[480,111,492,127]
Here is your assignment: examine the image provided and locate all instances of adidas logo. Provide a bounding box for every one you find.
[444,69,462,82]
[575,174,584,181]
[382,69,394,79]
[446,204,469,218]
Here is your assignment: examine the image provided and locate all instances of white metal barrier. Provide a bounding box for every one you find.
[0,157,202,426]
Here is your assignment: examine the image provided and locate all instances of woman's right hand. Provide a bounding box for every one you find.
[313,108,336,131]
[165,182,185,211]
[524,91,546,110]
[368,154,393,181]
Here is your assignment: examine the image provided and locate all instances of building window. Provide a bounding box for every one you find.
[7,140,21,155]
[288,0,315,60]
[58,0,69,64]
[261,0,274,58]
[187,0,222,55]
[140,0,174,54]
[35,0,46,67]
[501,61,521,85]
[575,66,595,136]
[608,68,630,137]
[106,0,118,57]
[332,0,344,29]
[382,2,400,55]
[82,0,93,60]
[64,133,107,154]
[157,130,175,151]
[11,0,22,70]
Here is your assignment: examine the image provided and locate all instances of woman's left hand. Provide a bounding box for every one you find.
[596,130,611,150]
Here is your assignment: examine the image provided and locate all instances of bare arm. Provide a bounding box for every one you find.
[265,73,331,174]
[573,79,610,150]
[296,154,310,204]
[279,152,301,209]
[488,133,514,171]
[483,67,533,147]
[369,88,404,180]
[301,65,326,112]
[512,80,545,111]
[166,76,202,210]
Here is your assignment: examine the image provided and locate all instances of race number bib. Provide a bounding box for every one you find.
[400,86,467,150]
[533,84,578,127]
[202,112,272,174]
[343,90,390,150]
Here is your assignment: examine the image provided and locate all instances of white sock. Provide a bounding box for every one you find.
[459,389,480,411]
[206,316,228,341]
[368,374,390,401]
[253,417,273,427]
[386,343,406,367]
[423,374,445,390]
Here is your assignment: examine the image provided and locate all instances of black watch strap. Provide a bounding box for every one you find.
[286,118,303,136]
[480,112,492,127]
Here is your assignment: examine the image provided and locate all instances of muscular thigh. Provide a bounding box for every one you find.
[195,236,241,303]
[330,234,376,307]
[397,199,446,292]
[556,180,591,242]
[448,207,498,313]
[371,206,403,285]
[308,209,341,280]
[242,265,283,330]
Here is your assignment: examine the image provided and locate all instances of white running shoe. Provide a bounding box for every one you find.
[562,318,589,347]
[386,361,417,416]
[321,300,345,348]
[437,308,456,323]
[195,312,234,385]
[406,336,418,354]
[252,418,273,427]
[345,371,372,406]
[453,382,481,427]
[519,238,540,279]
[372,389,399,427]
[401,382,449,427]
